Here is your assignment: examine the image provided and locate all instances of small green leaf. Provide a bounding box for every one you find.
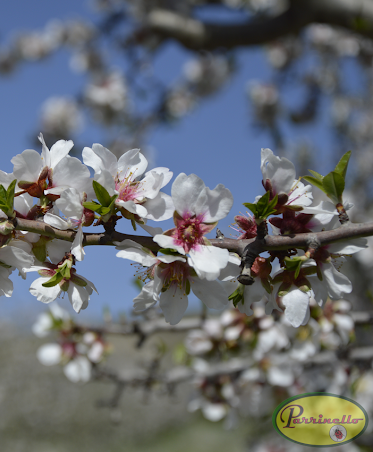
[243,191,277,220]
[322,171,345,204]
[42,272,63,288]
[228,284,244,308]
[92,180,112,207]
[308,170,324,182]
[334,150,352,180]
[70,274,87,287]
[284,257,303,278]
[0,185,6,203]
[59,264,71,279]
[6,179,17,209]
[302,176,325,193]
[243,202,258,217]
[82,201,102,212]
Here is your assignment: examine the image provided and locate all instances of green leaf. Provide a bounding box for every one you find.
[308,170,324,182]
[334,151,352,180]
[42,272,63,288]
[264,194,279,216]
[82,201,102,212]
[243,191,277,220]
[228,284,244,308]
[92,180,111,207]
[243,202,258,218]
[284,257,303,279]
[59,264,71,279]
[6,179,17,209]
[0,185,6,203]
[70,275,87,287]
[322,171,345,204]
[302,176,325,193]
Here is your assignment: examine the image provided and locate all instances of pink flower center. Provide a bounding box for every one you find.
[174,214,207,253]
[116,177,141,202]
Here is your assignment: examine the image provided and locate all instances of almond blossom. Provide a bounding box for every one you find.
[260,147,313,211]
[115,238,229,325]
[0,242,34,297]
[11,133,91,199]
[26,255,97,312]
[82,143,174,223]
[153,173,234,281]
[44,188,95,261]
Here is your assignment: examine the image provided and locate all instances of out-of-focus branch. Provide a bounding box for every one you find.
[146,0,373,50]
[93,344,373,390]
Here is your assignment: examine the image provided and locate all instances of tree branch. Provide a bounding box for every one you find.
[145,0,373,51]
[13,217,373,256]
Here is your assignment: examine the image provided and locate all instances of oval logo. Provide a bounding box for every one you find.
[272,393,368,447]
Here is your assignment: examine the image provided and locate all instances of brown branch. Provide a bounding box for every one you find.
[13,217,373,256]
[145,0,373,51]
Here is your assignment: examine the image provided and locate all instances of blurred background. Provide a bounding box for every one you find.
[1,0,373,450]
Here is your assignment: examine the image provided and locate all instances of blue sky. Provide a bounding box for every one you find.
[0,1,332,325]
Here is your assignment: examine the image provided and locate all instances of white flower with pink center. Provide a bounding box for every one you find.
[115,238,229,325]
[153,173,234,281]
[82,143,174,222]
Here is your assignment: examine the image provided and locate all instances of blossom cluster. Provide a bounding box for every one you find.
[0,134,366,330]
[33,303,110,383]
[183,300,355,423]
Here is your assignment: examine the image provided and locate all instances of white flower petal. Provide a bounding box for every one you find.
[44,213,71,230]
[88,143,118,176]
[30,277,62,304]
[261,148,295,195]
[47,156,91,195]
[138,171,164,200]
[143,192,174,221]
[159,286,188,325]
[202,403,227,422]
[117,148,148,180]
[0,267,13,297]
[133,281,157,312]
[11,149,43,182]
[267,366,294,387]
[47,239,73,264]
[321,263,352,299]
[188,246,229,281]
[191,278,228,309]
[115,199,147,217]
[195,184,233,222]
[116,241,157,267]
[328,238,367,255]
[282,289,310,328]
[171,173,206,217]
[71,225,85,261]
[67,283,89,313]
[49,139,74,168]
[63,357,91,383]
[153,234,185,254]
[37,343,62,366]
[14,193,33,217]
[55,188,83,219]
[0,245,34,272]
